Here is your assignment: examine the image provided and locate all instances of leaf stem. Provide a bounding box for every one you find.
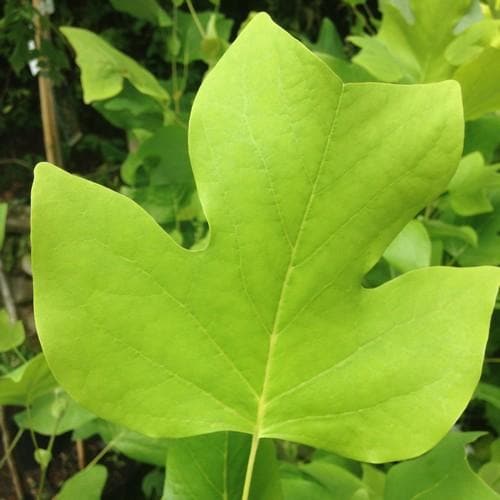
[241,432,259,500]
[0,426,24,470]
[86,432,124,469]
[185,0,205,37]
[0,409,24,499]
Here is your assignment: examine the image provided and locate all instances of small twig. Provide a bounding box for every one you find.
[0,261,24,496]
[0,261,18,322]
[485,358,500,363]
[76,439,85,469]
[0,427,23,470]
[0,408,24,499]
[0,158,33,171]
[36,409,63,500]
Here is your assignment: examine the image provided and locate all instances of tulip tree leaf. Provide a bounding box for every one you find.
[459,190,500,266]
[453,46,500,120]
[14,390,95,436]
[350,0,474,82]
[163,432,282,499]
[110,0,172,27]
[0,354,56,406]
[74,418,168,466]
[0,309,25,352]
[61,27,169,107]
[350,0,500,119]
[31,14,500,464]
[448,152,500,216]
[464,115,500,163]
[58,465,108,500]
[383,220,431,273]
[385,432,499,500]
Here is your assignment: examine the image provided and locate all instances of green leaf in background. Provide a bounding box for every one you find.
[350,0,473,82]
[307,18,346,60]
[0,202,7,249]
[385,432,499,500]
[0,308,25,352]
[120,124,197,225]
[464,115,500,163]
[475,382,500,408]
[350,0,500,119]
[110,0,172,27]
[74,419,168,466]
[459,190,500,266]
[424,219,478,247]
[57,465,108,500]
[14,389,94,435]
[479,440,500,493]
[93,81,164,132]
[453,46,500,120]
[32,14,500,464]
[142,468,165,499]
[61,27,169,107]
[0,354,56,406]
[163,432,282,499]
[448,152,500,216]
[280,458,384,500]
[174,11,233,64]
[383,219,431,273]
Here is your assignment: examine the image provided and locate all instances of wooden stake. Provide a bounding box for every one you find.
[32,0,64,167]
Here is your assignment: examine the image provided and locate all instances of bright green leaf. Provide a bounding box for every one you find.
[0,354,56,406]
[32,14,500,464]
[383,220,431,273]
[57,465,107,500]
[163,433,282,499]
[351,0,500,119]
[352,0,473,82]
[110,0,172,27]
[348,36,405,82]
[385,432,499,500]
[61,27,169,106]
[0,309,25,352]
[445,19,500,65]
[453,46,500,120]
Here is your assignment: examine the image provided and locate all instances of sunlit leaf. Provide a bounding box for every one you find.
[32,14,499,464]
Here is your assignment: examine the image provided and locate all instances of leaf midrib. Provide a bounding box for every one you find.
[252,84,346,438]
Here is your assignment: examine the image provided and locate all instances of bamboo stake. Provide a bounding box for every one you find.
[32,0,64,167]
